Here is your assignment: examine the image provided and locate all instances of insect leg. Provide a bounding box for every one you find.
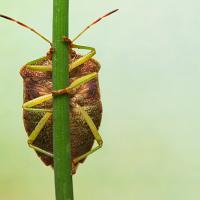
[22,72,97,109]
[26,65,52,72]
[25,56,52,72]
[23,44,97,72]
[73,104,103,164]
[27,112,53,157]
[23,94,53,109]
[69,44,96,72]
[52,72,97,95]
[22,94,53,156]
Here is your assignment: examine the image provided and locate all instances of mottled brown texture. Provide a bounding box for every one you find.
[20,51,102,171]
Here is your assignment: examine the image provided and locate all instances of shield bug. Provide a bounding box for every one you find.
[0,9,118,174]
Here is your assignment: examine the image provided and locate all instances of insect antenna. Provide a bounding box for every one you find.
[0,14,52,46]
[72,9,119,42]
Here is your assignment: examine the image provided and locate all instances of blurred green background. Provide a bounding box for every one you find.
[1,0,200,199]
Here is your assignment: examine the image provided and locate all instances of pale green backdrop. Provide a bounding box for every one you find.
[1,0,200,199]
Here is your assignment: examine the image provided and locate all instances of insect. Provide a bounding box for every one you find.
[0,9,118,174]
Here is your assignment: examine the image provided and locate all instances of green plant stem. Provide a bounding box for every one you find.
[52,0,74,199]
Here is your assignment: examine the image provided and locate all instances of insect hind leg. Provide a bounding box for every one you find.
[26,111,53,157]
[73,104,103,164]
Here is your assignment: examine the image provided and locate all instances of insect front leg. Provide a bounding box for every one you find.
[62,37,97,71]
[69,44,96,71]
[73,104,103,164]
[24,43,97,73]
[25,56,52,72]
[52,43,98,95]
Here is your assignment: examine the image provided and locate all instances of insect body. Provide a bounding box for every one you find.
[0,9,118,174]
[21,51,102,173]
